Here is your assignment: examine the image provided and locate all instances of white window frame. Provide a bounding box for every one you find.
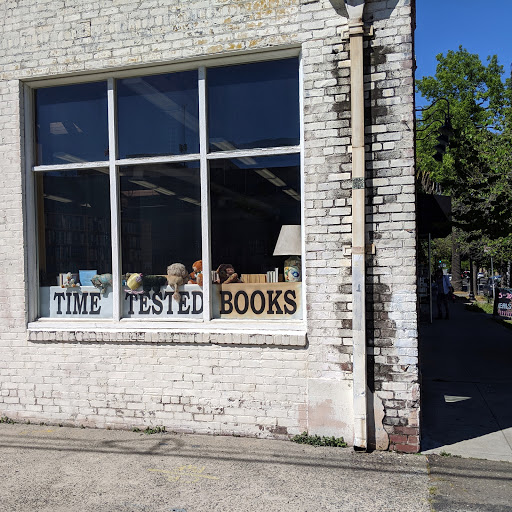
[24,50,306,332]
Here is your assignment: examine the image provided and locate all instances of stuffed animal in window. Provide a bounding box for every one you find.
[215,264,242,284]
[167,263,189,302]
[125,273,170,296]
[188,260,203,286]
[125,272,143,294]
[61,272,78,288]
[91,273,112,295]
[141,275,168,295]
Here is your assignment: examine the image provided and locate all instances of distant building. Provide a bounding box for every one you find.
[0,0,418,452]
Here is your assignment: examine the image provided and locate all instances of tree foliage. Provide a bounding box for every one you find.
[416,47,512,268]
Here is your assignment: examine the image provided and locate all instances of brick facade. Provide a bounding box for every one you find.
[0,0,418,451]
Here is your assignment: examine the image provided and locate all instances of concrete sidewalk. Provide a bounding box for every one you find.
[0,423,430,512]
[419,298,512,462]
[1,423,511,512]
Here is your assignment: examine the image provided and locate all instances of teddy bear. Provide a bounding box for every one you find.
[167,263,189,302]
[215,264,242,284]
[61,272,78,288]
[188,260,203,286]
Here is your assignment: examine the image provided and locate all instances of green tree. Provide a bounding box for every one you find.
[416,47,512,287]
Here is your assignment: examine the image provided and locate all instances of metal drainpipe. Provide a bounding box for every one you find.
[346,0,367,451]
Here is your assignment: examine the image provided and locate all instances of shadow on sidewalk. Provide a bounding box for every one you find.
[419,297,512,459]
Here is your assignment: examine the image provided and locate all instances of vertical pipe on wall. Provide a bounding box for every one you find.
[346,1,367,450]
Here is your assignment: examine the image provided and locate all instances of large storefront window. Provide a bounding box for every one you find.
[32,57,302,322]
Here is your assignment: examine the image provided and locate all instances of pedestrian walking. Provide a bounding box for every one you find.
[434,268,451,319]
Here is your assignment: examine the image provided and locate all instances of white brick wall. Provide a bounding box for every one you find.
[0,0,418,450]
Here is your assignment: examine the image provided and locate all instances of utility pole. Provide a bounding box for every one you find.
[468,257,475,301]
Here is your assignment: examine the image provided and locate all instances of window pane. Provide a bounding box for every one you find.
[210,154,302,320]
[37,169,112,318]
[120,163,202,319]
[208,58,300,152]
[35,82,108,165]
[117,71,199,159]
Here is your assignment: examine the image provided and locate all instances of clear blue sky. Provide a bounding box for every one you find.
[415,0,512,106]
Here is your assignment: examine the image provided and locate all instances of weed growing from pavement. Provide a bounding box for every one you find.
[291,431,347,447]
[427,485,438,511]
[0,416,15,424]
[439,451,461,458]
[133,426,167,435]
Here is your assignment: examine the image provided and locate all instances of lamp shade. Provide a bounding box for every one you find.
[273,225,301,256]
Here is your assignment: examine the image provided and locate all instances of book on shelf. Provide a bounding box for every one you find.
[241,274,267,283]
[264,268,280,283]
[79,269,97,287]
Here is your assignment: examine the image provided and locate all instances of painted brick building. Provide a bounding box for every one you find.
[0,0,418,452]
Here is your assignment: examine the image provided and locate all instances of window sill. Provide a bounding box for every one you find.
[27,319,307,346]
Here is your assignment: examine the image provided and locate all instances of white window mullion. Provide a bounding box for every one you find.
[299,51,306,325]
[205,145,301,161]
[33,161,110,172]
[24,85,39,322]
[108,78,122,321]
[198,67,211,322]
[116,154,201,167]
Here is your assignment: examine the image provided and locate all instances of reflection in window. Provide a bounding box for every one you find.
[37,169,112,318]
[210,154,301,275]
[117,71,199,159]
[120,162,201,277]
[208,58,300,152]
[35,82,108,165]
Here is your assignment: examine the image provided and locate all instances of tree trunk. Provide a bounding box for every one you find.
[507,260,511,287]
[471,259,478,298]
[451,228,462,292]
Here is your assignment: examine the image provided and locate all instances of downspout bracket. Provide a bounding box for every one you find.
[342,25,374,41]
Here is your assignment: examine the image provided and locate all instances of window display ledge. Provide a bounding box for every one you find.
[27,322,307,347]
